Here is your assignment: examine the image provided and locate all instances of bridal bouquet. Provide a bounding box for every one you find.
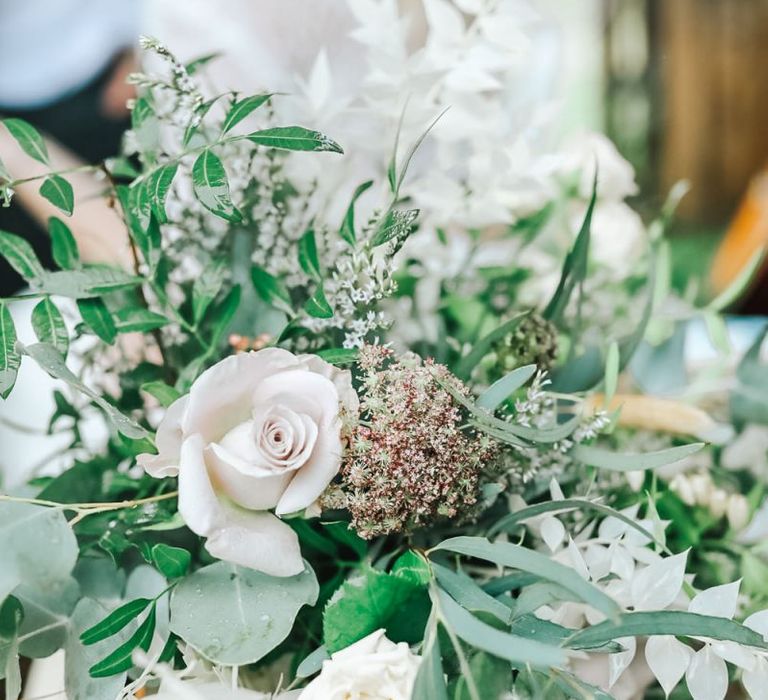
[2,28,768,700]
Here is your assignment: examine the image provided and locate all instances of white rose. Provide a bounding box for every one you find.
[299,629,421,700]
[138,348,358,577]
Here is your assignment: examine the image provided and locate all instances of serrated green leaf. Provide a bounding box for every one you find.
[247,126,343,153]
[339,180,373,246]
[80,598,152,646]
[323,568,430,653]
[304,285,333,318]
[298,228,321,281]
[476,364,536,412]
[39,175,74,216]
[141,381,181,409]
[3,118,49,164]
[0,229,45,282]
[39,267,141,298]
[0,303,21,399]
[77,299,117,344]
[251,266,292,314]
[222,93,273,133]
[431,537,619,618]
[31,298,69,355]
[151,543,190,579]
[48,217,80,269]
[192,149,241,222]
[370,208,419,247]
[571,442,704,472]
[88,605,156,677]
[391,550,432,587]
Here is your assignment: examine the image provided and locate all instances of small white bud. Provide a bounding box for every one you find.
[689,473,713,506]
[670,474,696,506]
[626,469,645,492]
[727,494,750,531]
[709,489,729,519]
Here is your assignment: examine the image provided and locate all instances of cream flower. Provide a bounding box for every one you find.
[299,629,421,700]
[138,348,358,577]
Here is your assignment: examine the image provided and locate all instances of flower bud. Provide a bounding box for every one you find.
[709,489,729,519]
[727,494,750,531]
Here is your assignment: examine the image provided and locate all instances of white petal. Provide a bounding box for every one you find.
[540,516,565,552]
[631,550,688,611]
[743,655,768,700]
[645,635,692,697]
[138,395,188,478]
[178,434,223,537]
[608,636,636,688]
[688,580,741,619]
[745,610,768,641]
[709,640,755,671]
[549,478,565,501]
[204,506,304,578]
[566,538,590,580]
[685,646,728,700]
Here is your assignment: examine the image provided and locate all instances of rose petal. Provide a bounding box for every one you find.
[255,370,340,424]
[183,349,298,441]
[138,395,188,478]
[297,353,359,417]
[177,434,303,576]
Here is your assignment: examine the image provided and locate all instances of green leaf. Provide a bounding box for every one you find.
[80,598,152,646]
[543,179,596,323]
[77,299,117,344]
[2,118,49,164]
[315,348,358,365]
[456,313,529,380]
[476,364,536,412]
[0,502,78,606]
[392,108,448,196]
[571,442,705,472]
[31,297,69,355]
[88,605,156,677]
[432,563,511,625]
[454,651,511,700]
[22,342,148,439]
[169,561,318,665]
[185,52,221,75]
[370,208,419,247]
[193,260,226,323]
[0,229,45,282]
[247,126,343,153]
[151,543,190,579]
[39,175,74,216]
[39,267,141,299]
[114,307,169,333]
[48,217,80,270]
[604,341,619,405]
[431,537,619,619]
[436,589,568,668]
[391,550,432,587]
[298,228,322,281]
[144,163,178,224]
[251,265,292,315]
[0,303,21,399]
[222,93,273,133]
[567,610,768,651]
[209,284,241,347]
[296,645,330,678]
[192,149,241,222]
[140,381,181,408]
[339,180,374,246]
[411,621,448,700]
[323,567,430,653]
[182,96,221,147]
[304,285,333,318]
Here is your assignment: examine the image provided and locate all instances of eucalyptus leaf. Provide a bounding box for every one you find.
[476,364,536,412]
[456,313,529,380]
[48,217,80,270]
[431,537,619,618]
[246,126,343,153]
[296,645,330,678]
[39,175,74,216]
[571,442,705,472]
[0,303,20,399]
[432,563,511,625]
[170,561,318,665]
[16,576,80,658]
[31,297,69,355]
[411,621,448,700]
[2,118,49,164]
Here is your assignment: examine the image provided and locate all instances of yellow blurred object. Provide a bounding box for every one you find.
[710,170,768,296]
[582,394,728,442]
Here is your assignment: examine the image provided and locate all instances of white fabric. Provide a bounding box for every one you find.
[0,0,141,108]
